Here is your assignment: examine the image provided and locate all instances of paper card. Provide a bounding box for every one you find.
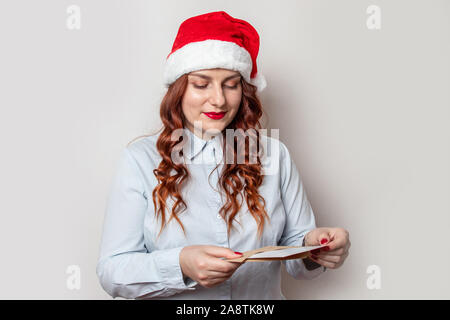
[225,243,329,263]
[249,245,324,259]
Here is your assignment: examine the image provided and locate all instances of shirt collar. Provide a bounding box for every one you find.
[183,127,214,161]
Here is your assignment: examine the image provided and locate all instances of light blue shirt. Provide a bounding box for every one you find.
[96,127,326,299]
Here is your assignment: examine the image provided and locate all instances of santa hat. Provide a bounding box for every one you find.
[163,11,267,92]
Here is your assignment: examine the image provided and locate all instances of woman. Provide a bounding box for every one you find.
[96,11,350,300]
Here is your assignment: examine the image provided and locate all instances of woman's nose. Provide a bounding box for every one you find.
[209,85,226,107]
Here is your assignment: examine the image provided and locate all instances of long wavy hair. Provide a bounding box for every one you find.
[130,74,270,240]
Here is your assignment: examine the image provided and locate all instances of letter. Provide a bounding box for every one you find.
[204,307,210,317]
[170,128,185,165]
[66,265,81,290]
[366,5,381,30]
[66,5,81,30]
[366,264,381,289]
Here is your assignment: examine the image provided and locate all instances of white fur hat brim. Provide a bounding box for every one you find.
[163,39,267,92]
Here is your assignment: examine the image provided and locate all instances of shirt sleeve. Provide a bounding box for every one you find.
[277,141,326,280]
[96,147,198,299]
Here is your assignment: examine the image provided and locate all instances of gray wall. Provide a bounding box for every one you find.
[0,0,448,299]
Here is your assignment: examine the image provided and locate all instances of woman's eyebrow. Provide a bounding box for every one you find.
[189,73,241,81]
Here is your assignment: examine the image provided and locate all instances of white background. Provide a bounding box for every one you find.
[0,0,448,299]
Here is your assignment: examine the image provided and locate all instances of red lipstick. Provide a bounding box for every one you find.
[203,111,226,120]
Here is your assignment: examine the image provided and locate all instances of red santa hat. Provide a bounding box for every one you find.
[163,11,267,92]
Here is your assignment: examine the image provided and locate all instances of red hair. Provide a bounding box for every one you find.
[133,74,270,240]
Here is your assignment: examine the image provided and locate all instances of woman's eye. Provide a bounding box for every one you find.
[193,83,239,89]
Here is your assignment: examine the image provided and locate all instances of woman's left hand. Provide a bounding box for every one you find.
[304,227,351,269]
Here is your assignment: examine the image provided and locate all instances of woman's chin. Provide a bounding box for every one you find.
[202,123,226,134]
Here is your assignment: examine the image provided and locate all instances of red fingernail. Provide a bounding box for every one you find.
[320,239,328,244]
[234,251,243,255]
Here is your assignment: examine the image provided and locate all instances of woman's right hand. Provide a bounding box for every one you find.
[179,245,244,288]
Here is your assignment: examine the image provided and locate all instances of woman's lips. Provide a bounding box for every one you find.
[203,112,227,120]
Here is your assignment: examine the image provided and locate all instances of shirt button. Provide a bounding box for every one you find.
[217,214,221,219]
